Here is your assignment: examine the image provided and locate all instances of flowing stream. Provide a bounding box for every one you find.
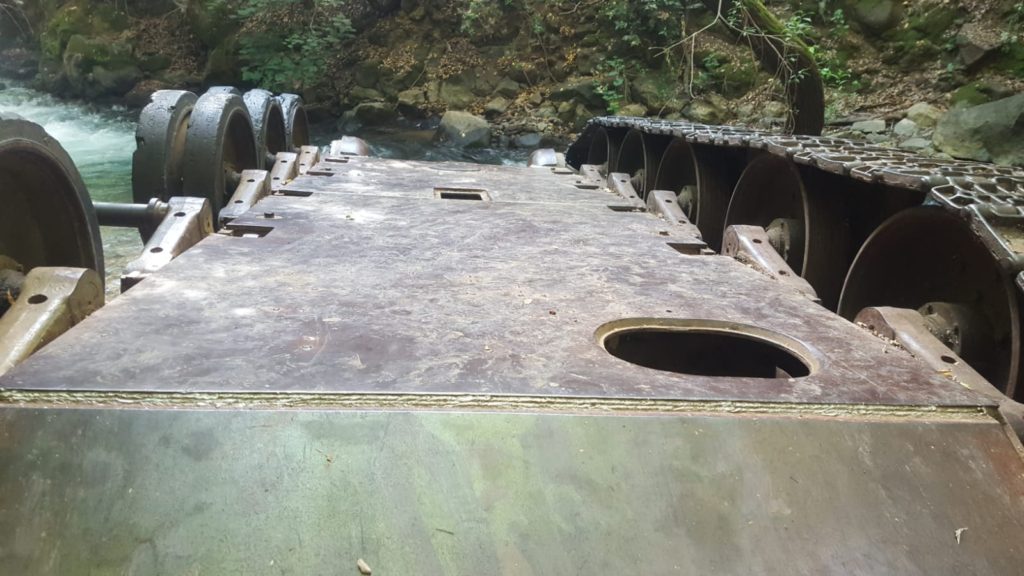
[0,79,528,297]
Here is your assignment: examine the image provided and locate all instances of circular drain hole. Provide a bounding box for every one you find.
[597,319,814,379]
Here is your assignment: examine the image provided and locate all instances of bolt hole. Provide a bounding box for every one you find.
[941,355,958,365]
[27,294,47,305]
[234,200,243,204]
[150,247,164,253]
[778,270,789,276]
[752,238,763,244]
[174,211,186,217]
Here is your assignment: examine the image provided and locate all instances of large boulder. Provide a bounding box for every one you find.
[437,111,490,147]
[933,94,1024,166]
[845,0,902,34]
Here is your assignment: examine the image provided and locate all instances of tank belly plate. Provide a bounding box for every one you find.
[1,154,1023,574]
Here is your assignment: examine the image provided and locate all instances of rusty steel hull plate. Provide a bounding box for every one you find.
[2,408,1024,575]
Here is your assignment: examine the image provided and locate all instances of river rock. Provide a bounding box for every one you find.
[513,133,543,148]
[899,137,931,151]
[439,81,475,109]
[618,103,648,117]
[851,118,887,133]
[906,102,942,128]
[438,111,490,147]
[493,77,520,99]
[397,88,427,117]
[933,94,1024,166]
[354,102,396,126]
[349,86,385,103]
[484,96,510,117]
[957,22,1002,68]
[892,118,918,138]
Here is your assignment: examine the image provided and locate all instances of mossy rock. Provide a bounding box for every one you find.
[951,83,992,107]
[632,69,687,111]
[63,34,135,70]
[993,42,1024,78]
[906,2,962,37]
[40,0,127,60]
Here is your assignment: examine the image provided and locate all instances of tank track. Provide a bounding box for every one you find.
[567,116,1024,276]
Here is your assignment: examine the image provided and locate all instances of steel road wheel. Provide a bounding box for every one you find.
[205,86,242,96]
[277,93,310,150]
[132,90,197,203]
[181,92,258,218]
[654,138,742,250]
[724,153,850,309]
[838,206,1021,399]
[586,126,626,174]
[615,129,670,200]
[243,89,288,169]
[0,114,103,280]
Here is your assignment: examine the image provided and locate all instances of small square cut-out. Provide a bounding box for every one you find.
[434,187,490,201]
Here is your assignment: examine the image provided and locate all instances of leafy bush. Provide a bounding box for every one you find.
[230,0,354,92]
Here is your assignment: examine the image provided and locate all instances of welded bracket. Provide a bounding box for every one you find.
[646,189,707,251]
[297,145,320,176]
[0,266,103,376]
[120,197,214,292]
[722,225,819,302]
[607,172,645,210]
[855,305,1024,441]
[219,170,271,227]
[269,151,299,194]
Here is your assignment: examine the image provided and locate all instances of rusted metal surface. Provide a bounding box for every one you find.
[0,155,997,408]
[0,267,102,376]
[4,136,1024,573]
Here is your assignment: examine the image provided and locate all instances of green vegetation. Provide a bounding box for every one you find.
[215,0,354,92]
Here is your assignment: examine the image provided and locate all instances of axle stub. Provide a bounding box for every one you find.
[243,89,288,169]
[277,93,310,150]
[839,206,1022,400]
[0,114,103,282]
[182,92,259,219]
[132,90,197,204]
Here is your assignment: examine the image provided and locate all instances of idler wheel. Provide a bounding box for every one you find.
[243,89,287,169]
[654,138,743,251]
[586,126,626,174]
[724,154,849,309]
[277,93,310,150]
[182,92,258,218]
[132,90,197,203]
[615,129,670,200]
[839,206,1021,399]
[0,114,103,280]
